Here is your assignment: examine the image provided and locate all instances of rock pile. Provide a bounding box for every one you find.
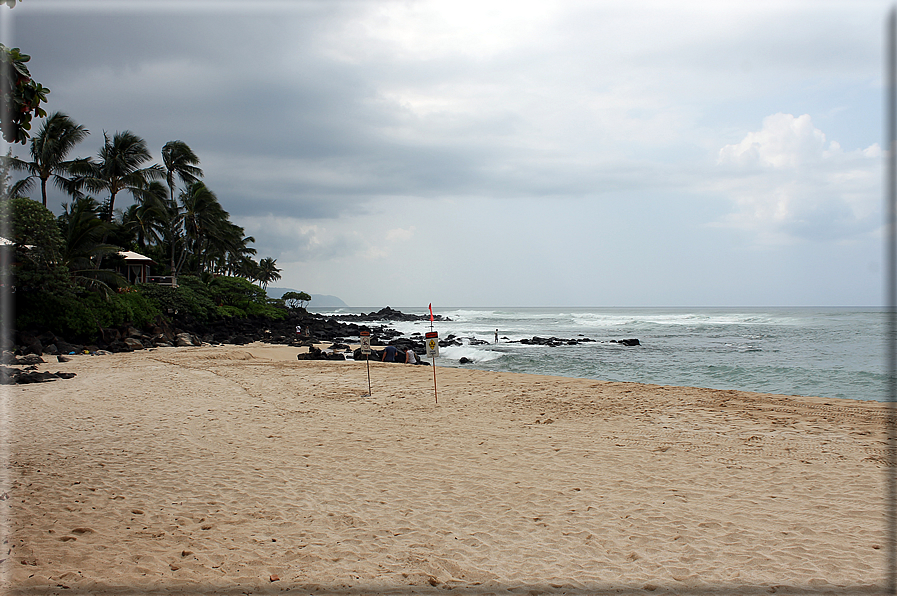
[0,354,77,385]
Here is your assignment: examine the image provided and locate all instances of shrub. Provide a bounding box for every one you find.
[16,288,162,341]
[137,275,217,321]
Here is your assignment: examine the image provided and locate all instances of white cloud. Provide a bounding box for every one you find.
[712,113,881,243]
[718,113,827,168]
[385,226,416,242]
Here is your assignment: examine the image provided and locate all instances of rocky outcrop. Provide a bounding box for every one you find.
[11,308,433,359]
[0,359,76,384]
[297,346,350,361]
[7,370,76,384]
[332,306,451,323]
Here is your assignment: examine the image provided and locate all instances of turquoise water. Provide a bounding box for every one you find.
[310,307,887,402]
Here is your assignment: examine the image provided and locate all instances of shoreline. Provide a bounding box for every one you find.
[264,341,890,409]
[3,343,888,594]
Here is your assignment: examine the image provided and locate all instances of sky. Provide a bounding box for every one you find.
[3,0,891,307]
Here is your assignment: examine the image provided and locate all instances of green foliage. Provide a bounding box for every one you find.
[215,305,245,318]
[106,289,160,328]
[6,111,89,206]
[245,301,286,320]
[6,196,62,258]
[16,289,95,338]
[16,288,160,341]
[208,275,285,320]
[208,275,266,308]
[0,44,50,144]
[137,275,217,321]
[137,275,285,322]
[1,196,71,294]
[76,130,164,222]
[282,290,311,309]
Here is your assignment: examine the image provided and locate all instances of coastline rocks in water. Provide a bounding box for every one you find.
[333,306,452,323]
[512,336,639,347]
[518,336,595,347]
[459,357,473,364]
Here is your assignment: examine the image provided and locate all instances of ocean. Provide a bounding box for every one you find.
[308,307,887,403]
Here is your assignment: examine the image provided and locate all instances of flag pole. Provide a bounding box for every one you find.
[366,351,372,396]
[429,303,438,404]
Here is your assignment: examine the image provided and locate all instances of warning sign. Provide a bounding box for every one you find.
[425,331,439,358]
[360,330,372,355]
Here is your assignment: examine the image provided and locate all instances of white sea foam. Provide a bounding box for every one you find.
[307,306,885,401]
[438,343,503,363]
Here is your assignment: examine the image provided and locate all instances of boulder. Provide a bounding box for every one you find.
[14,370,76,384]
[15,354,44,365]
[56,340,80,355]
[175,333,196,347]
[123,337,144,350]
[17,332,42,356]
[107,340,131,353]
[101,327,121,344]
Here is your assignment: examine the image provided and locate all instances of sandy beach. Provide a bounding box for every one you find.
[1,343,890,595]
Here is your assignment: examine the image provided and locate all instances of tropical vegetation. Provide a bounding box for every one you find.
[1,84,308,341]
[0,43,49,145]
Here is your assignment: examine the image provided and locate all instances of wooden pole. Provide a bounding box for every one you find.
[432,355,438,404]
[366,352,372,396]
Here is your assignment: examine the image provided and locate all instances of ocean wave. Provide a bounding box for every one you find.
[438,344,503,363]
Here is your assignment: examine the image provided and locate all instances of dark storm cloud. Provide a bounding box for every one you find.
[11,2,676,225]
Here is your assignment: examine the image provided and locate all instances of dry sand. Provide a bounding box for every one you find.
[1,343,891,595]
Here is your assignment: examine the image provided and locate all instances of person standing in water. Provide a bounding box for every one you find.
[495,329,499,343]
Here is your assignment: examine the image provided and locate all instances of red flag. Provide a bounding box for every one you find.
[429,303,434,322]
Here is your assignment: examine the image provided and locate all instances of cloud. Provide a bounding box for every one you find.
[712,113,880,244]
[236,215,366,263]
[718,113,827,169]
[385,226,416,242]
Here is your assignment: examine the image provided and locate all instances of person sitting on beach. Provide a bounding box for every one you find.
[405,349,419,364]
[381,345,398,362]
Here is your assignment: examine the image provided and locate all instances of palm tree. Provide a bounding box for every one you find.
[180,181,231,275]
[161,140,202,286]
[120,181,168,253]
[256,257,281,290]
[223,236,257,277]
[162,140,202,202]
[76,131,164,222]
[57,195,127,296]
[6,112,89,207]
